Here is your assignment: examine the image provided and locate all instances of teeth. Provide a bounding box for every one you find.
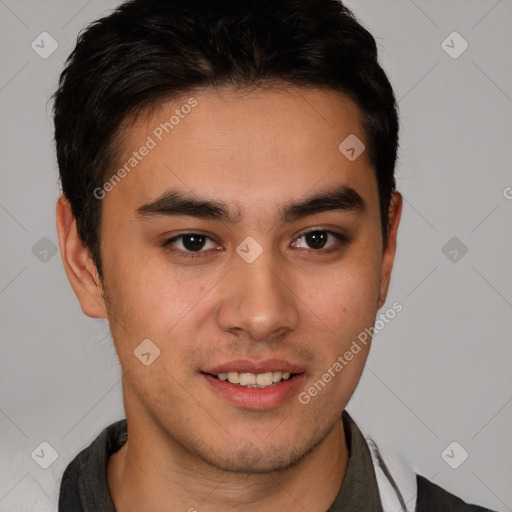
[256,372,274,386]
[227,371,240,384]
[216,371,294,388]
[239,373,256,386]
[272,371,282,383]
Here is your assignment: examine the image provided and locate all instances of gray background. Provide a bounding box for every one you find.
[1,0,511,511]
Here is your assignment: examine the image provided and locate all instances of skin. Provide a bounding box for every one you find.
[56,85,402,512]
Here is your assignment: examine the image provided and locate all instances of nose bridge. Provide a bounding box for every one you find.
[216,240,299,340]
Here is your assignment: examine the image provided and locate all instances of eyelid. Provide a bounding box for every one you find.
[296,226,350,240]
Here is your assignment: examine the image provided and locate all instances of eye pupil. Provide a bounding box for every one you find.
[182,234,206,251]
[306,231,327,249]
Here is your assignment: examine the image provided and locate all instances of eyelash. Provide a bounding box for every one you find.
[162,229,350,260]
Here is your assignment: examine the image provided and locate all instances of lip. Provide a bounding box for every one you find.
[202,372,306,411]
[204,359,306,375]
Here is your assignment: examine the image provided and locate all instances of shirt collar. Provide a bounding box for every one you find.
[327,410,383,511]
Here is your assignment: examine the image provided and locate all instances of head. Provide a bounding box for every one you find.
[55,0,402,473]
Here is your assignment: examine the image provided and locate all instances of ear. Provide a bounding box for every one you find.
[377,191,402,309]
[56,194,107,318]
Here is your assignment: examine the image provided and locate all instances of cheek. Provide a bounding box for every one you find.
[296,261,380,405]
[296,251,382,336]
[100,237,204,355]
[107,261,202,336]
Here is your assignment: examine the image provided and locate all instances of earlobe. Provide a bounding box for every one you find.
[56,194,107,318]
[377,191,403,309]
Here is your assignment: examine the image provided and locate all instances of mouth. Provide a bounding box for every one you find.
[201,360,306,410]
[205,370,298,388]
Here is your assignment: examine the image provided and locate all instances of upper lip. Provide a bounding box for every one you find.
[204,359,305,375]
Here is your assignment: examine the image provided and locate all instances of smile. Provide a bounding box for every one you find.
[215,371,293,388]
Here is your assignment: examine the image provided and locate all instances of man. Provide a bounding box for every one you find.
[53,0,497,510]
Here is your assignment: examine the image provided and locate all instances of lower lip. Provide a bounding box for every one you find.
[202,373,305,410]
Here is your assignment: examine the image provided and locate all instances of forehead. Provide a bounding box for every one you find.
[104,85,377,221]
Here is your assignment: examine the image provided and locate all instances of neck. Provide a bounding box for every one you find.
[107,416,349,512]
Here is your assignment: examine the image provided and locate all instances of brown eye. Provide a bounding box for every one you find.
[292,229,348,252]
[180,234,207,251]
[304,230,328,249]
[162,233,219,259]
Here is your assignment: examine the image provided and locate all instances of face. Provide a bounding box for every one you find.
[88,86,400,473]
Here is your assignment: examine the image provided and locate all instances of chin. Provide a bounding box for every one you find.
[203,445,307,474]
[196,428,328,475]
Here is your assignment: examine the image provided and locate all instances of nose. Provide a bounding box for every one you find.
[216,245,299,342]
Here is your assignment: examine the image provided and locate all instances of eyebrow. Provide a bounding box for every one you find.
[136,183,366,225]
